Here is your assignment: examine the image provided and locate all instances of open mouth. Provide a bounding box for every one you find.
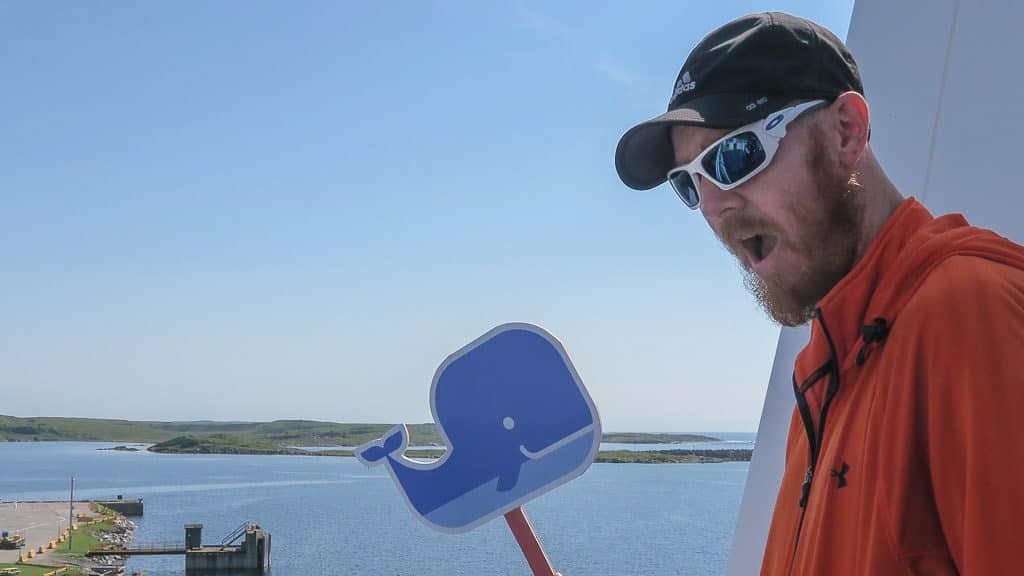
[519,424,595,460]
[738,233,778,269]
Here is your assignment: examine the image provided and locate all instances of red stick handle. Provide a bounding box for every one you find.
[504,506,561,576]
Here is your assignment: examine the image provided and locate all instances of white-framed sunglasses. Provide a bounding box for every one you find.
[666,99,827,209]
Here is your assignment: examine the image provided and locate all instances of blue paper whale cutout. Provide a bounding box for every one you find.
[356,322,601,533]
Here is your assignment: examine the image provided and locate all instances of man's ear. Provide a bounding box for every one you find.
[830,91,870,169]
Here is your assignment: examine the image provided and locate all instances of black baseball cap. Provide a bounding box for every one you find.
[615,12,863,190]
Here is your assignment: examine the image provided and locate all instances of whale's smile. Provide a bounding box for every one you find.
[519,424,596,460]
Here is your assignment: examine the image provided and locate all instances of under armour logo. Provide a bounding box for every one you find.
[830,462,851,489]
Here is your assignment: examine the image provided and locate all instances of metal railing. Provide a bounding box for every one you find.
[220,521,252,546]
[87,541,186,555]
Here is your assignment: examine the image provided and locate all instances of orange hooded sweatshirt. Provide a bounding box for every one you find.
[760,198,1024,575]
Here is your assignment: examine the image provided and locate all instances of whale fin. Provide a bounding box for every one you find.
[355,425,407,466]
[496,461,522,492]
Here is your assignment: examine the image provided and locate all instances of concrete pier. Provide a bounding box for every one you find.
[184,523,271,574]
[93,496,143,517]
[87,521,271,574]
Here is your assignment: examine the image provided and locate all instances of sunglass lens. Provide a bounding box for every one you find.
[701,132,766,186]
[669,170,700,208]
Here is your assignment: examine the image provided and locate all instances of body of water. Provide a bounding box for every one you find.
[0,441,749,575]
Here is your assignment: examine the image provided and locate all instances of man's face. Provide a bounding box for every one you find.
[670,110,863,326]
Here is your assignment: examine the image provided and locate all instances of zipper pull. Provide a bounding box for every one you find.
[799,466,814,508]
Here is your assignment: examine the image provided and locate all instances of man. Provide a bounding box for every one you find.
[615,12,1024,575]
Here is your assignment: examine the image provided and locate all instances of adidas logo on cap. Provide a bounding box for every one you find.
[673,71,696,99]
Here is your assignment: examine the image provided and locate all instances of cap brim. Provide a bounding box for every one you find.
[615,93,787,190]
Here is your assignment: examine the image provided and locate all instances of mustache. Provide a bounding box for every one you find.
[717,213,778,244]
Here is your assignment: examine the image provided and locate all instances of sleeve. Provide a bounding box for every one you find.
[907,256,1024,574]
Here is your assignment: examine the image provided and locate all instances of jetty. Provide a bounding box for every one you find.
[91,496,143,517]
[88,522,271,574]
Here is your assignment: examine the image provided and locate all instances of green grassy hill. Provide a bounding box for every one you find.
[0,415,441,446]
[0,415,725,448]
[0,415,750,463]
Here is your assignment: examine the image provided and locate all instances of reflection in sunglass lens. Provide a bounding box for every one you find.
[701,132,765,186]
[669,170,700,208]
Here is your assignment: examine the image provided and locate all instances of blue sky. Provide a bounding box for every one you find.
[1,1,855,432]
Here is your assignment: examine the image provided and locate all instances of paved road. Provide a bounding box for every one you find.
[0,501,87,563]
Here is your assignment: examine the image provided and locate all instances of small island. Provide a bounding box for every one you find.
[601,432,720,444]
[149,434,307,455]
[596,449,751,463]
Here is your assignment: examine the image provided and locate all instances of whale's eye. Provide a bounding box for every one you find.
[502,417,515,430]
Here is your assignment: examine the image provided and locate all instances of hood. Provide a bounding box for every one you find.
[797,197,1024,377]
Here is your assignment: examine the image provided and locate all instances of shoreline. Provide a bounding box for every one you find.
[143,441,753,463]
[3,439,755,464]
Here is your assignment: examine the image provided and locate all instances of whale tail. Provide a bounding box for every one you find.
[355,424,408,466]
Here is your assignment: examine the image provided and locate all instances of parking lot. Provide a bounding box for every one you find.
[0,501,86,563]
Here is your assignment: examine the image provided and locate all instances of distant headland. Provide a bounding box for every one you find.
[0,415,750,464]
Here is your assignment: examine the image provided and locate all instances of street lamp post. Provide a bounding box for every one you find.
[68,477,74,550]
